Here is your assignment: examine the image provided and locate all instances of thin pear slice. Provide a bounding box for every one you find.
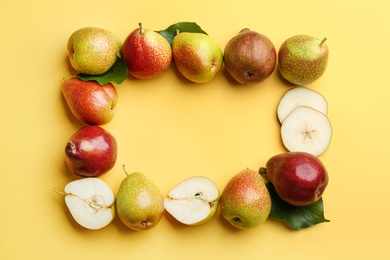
[277,87,328,123]
[56,178,115,230]
[281,106,332,156]
[164,176,220,225]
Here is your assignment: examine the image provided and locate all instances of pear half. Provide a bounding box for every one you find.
[164,176,220,225]
[55,178,115,230]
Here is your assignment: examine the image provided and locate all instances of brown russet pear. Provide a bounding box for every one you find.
[116,168,164,231]
[67,27,122,75]
[278,34,329,85]
[224,28,276,84]
[172,31,223,83]
[62,77,118,125]
[220,169,271,229]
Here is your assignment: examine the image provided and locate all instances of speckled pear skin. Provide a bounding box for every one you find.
[172,32,223,83]
[67,27,122,75]
[224,28,276,84]
[278,34,328,85]
[116,172,164,231]
[220,169,271,229]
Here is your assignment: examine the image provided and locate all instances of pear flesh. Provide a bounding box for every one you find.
[116,171,164,231]
[164,176,220,225]
[220,169,271,229]
[172,32,223,83]
[56,178,116,230]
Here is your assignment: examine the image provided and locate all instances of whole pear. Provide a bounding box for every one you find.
[121,23,172,79]
[278,34,329,85]
[262,152,329,206]
[67,27,122,75]
[220,169,271,229]
[116,168,164,231]
[65,125,117,177]
[62,77,118,125]
[172,32,223,83]
[224,28,276,84]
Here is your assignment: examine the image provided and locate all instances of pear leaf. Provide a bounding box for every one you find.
[76,52,128,85]
[266,182,330,230]
[157,22,208,46]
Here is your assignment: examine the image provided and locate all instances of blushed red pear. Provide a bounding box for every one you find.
[263,152,329,206]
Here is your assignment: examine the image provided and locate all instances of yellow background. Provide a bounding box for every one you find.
[1,0,389,259]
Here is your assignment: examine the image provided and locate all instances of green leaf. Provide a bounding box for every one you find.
[76,52,128,85]
[157,22,208,46]
[266,182,330,230]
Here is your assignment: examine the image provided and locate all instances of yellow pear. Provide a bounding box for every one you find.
[172,32,223,83]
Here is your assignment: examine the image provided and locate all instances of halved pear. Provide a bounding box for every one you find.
[54,178,115,230]
[164,176,220,225]
[281,106,332,156]
[277,87,328,123]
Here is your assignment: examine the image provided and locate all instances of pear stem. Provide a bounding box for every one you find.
[123,164,129,176]
[53,188,67,196]
[175,29,180,35]
[319,38,327,47]
[138,22,143,35]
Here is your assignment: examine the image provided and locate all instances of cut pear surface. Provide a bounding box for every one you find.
[281,106,332,156]
[277,87,328,123]
[164,176,220,225]
[62,178,115,230]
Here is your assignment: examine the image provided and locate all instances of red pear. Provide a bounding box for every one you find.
[65,126,117,177]
[121,23,172,79]
[62,77,118,125]
[262,152,329,206]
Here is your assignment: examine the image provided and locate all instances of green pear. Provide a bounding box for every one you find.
[116,167,164,231]
[278,34,329,85]
[224,28,276,84]
[67,27,122,75]
[172,32,223,83]
[220,169,271,229]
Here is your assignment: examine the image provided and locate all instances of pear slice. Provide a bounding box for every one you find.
[164,176,220,225]
[55,178,115,230]
[281,106,332,156]
[277,87,328,123]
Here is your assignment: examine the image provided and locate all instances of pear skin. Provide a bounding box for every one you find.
[278,34,328,85]
[220,169,271,229]
[62,77,118,125]
[116,171,164,231]
[67,27,122,75]
[172,32,223,83]
[121,23,172,79]
[224,28,276,84]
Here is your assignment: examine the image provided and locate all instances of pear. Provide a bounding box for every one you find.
[121,23,172,79]
[220,169,271,229]
[164,176,220,225]
[278,34,329,85]
[116,167,164,231]
[262,152,329,206]
[65,125,117,178]
[54,178,116,230]
[62,77,118,125]
[67,27,122,75]
[172,31,223,83]
[224,28,276,84]
[277,87,328,123]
